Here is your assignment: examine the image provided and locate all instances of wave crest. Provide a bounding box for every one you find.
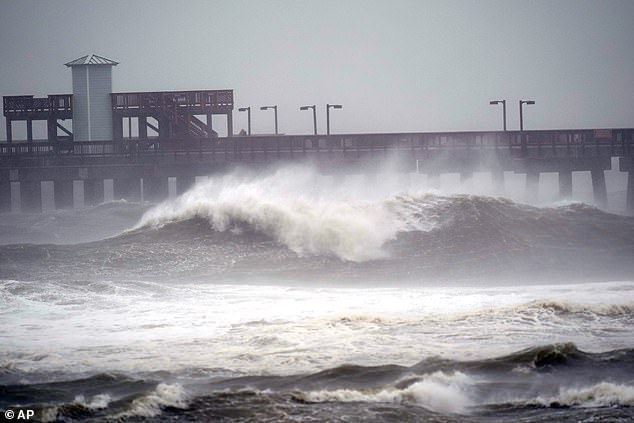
[536,382,634,408]
[137,167,418,262]
[129,165,634,267]
[523,300,634,317]
[300,371,473,414]
[117,383,188,418]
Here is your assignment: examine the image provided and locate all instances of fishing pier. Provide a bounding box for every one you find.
[1,54,633,213]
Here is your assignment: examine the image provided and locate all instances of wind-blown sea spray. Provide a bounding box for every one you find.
[137,166,434,261]
[131,163,634,273]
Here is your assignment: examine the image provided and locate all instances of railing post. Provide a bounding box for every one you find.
[5,118,12,144]
[290,136,294,159]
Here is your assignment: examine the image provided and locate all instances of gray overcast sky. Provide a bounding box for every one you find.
[1,0,633,138]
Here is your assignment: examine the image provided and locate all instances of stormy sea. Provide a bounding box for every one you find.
[1,165,633,422]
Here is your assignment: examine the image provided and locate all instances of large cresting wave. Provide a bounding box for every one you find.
[135,165,634,269]
[3,165,634,282]
[136,166,430,262]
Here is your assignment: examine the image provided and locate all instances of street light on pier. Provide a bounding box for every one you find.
[300,105,317,135]
[519,100,535,132]
[238,107,251,135]
[489,100,507,131]
[260,105,278,135]
[326,104,342,136]
[519,100,535,155]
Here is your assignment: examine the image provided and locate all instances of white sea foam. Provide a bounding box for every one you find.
[521,300,634,316]
[40,407,59,423]
[73,393,112,409]
[136,166,432,262]
[535,382,634,408]
[454,300,634,325]
[3,280,634,378]
[303,371,474,414]
[118,383,188,418]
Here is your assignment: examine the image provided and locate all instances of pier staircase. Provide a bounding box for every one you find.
[158,96,217,138]
[111,90,233,142]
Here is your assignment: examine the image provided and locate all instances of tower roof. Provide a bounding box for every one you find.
[65,54,119,67]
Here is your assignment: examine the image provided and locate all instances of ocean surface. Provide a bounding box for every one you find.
[1,166,633,422]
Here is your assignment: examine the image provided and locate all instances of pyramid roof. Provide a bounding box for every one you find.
[65,54,119,67]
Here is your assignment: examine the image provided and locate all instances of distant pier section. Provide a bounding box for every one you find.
[1,54,633,213]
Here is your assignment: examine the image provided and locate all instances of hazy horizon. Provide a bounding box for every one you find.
[1,0,633,140]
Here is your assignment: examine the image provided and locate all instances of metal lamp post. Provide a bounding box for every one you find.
[300,105,317,135]
[237,107,251,135]
[260,105,278,135]
[519,100,535,131]
[326,103,342,135]
[489,100,507,131]
[519,100,535,154]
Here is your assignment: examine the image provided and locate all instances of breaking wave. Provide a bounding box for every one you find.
[4,344,634,422]
[300,371,474,414]
[2,166,633,283]
[18,379,188,422]
[116,383,188,418]
[533,382,634,408]
[136,167,415,262]
[133,166,634,266]
[518,299,634,317]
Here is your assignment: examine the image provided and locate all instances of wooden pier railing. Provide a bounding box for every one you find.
[0,129,632,161]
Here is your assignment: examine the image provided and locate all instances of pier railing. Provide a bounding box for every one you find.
[0,129,632,161]
[3,95,73,117]
[111,89,233,113]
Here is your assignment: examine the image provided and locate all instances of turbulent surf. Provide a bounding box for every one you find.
[1,166,633,422]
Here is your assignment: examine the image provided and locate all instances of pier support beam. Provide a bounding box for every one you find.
[207,114,213,137]
[143,177,169,203]
[84,180,104,206]
[20,181,41,212]
[227,110,233,137]
[5,119,12,143]
[459,172,472,184]
[176,175,196,196]
[591,169,607,209]
[491,169,505,195]
[47,118,56,141]
[558,170,573,199]
[114,178,141,202]
[54,180,74,209]
[139,116,148,139]
[26,119,33,141]
[113,116,124,140]
[525,170,539,203]
[627,171,634,215]
[10,183,19,213]
[0,181,10,213]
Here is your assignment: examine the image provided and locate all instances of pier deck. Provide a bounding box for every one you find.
[1,128,633,213]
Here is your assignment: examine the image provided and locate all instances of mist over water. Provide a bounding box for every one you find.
[1,164,634,422]
[0,201,152,245]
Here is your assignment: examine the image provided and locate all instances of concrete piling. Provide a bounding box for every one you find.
[558,170,573,199]
[590,169,608,209]
[114,178,141,202]
[20,181,42,213]
[54,180,74,209]
[176,175,196,196]
[143,177,169,203]
[84,179,104,206]
[525,170,540,203]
